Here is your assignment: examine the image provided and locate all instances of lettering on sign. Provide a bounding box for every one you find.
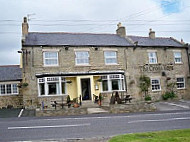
[140,64,174,72]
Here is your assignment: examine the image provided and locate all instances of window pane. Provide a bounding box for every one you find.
[12,84,18,94]
[148,52,157,64]
[6,84,11,94]
[102,80,108,91]
[0,84,5,94]
[39,83,45,95]
[48,83,57,95]
[112,80,119,90]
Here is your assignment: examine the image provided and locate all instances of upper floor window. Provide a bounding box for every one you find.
[104,51,117,64]
[148,52,157,64]
[151,78,161,91]
[0,83,19,95]
[43,52,58,66]
[75,51,89,65]
[174,52,182,64]
[176,77,185,89]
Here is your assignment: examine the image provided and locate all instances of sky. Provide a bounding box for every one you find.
[0,0,190,65]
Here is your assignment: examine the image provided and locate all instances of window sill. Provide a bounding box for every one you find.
[43,65,59,67]
[105,64,119,66]
[38,94,67,97]
[174,62,183,65]
[152,90,161,92]
[177,88,186,90]
[0,94,18,96]
[75,64,91,67]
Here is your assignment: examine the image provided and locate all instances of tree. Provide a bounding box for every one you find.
[139,75,151,98]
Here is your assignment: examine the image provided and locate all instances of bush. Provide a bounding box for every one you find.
[162,91,176,100]
[145,95,151,101]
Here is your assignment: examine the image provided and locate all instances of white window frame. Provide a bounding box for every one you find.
[75,51,89,65]
[151,78,161,91]
[148,52,157,64]
[0,82,19,96]
[104,51,117,65]
[43,52,59,66]
[101,74,125,92]
[176,77,185,89]
[174,52,182,64]
[38,76,67,97]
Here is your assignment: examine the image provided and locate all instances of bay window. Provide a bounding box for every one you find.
[101,74,125,92]
[38,77,66,96]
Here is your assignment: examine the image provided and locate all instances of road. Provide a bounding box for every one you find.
[0,110,190,142]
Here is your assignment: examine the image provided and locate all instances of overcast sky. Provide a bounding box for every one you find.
[0,0,190,65]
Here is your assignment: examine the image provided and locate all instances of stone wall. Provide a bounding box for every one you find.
[22,45,190,109]
[0,95,22,108]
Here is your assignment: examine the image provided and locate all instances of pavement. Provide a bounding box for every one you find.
[155,100,190,111]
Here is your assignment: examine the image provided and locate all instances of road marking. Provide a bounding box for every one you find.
[42,111,190,121]
[128,117,190,123]
[8,123,90,130]
[163,102,189,109]
[18,109,24,118]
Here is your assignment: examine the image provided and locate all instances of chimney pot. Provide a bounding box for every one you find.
[22,17,29,42]
[149,28,155,39]
[116,22,126,37]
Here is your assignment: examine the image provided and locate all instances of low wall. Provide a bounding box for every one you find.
[0,95,22,109]
[36,102,156,117]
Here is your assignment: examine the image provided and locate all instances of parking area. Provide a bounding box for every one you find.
[155,100,190,111]
[0,109,35,118]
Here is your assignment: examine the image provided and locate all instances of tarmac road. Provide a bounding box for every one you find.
[0,110,190,142]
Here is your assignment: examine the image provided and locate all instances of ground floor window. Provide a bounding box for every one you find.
[38,77,66,96]
[0,83,19,95]
[151,78,161,91]
[101,74,125,92]
[176,77,185,89]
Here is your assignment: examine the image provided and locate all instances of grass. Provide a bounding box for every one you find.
[109,129,190,142]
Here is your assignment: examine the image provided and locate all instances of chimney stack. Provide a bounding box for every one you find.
[116,22,126,37]
[22,17,29,41]
[149,28,155,39]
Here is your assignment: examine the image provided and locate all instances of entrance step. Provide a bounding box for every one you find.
[87,108,108,114]
[81,100,99,108]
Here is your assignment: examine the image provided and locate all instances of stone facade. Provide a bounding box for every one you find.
[20,17,190,109]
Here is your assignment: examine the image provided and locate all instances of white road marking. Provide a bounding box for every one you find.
[128,117,190,123]
[8,123,90,130]
[163,102,189,109]
[18,109,24,118]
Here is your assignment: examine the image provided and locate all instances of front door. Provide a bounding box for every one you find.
[81,78,91,100]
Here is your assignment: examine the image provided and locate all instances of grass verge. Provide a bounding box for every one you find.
[109,129,190,142]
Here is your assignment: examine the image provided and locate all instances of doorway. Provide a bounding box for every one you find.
[81,78,91,100]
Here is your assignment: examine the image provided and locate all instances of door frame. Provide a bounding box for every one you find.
[81,78,92,101]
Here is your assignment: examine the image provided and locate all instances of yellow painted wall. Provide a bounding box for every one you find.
[93,76,101,97]
[66,77,77,100]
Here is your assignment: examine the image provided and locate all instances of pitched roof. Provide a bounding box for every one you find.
[23,32,132,46]
[128,36,184,47]
[0,65,22,82]
[23,32,184,48]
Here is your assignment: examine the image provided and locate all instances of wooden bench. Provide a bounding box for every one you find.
[121,95,132,103]
[51,101,67,109]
